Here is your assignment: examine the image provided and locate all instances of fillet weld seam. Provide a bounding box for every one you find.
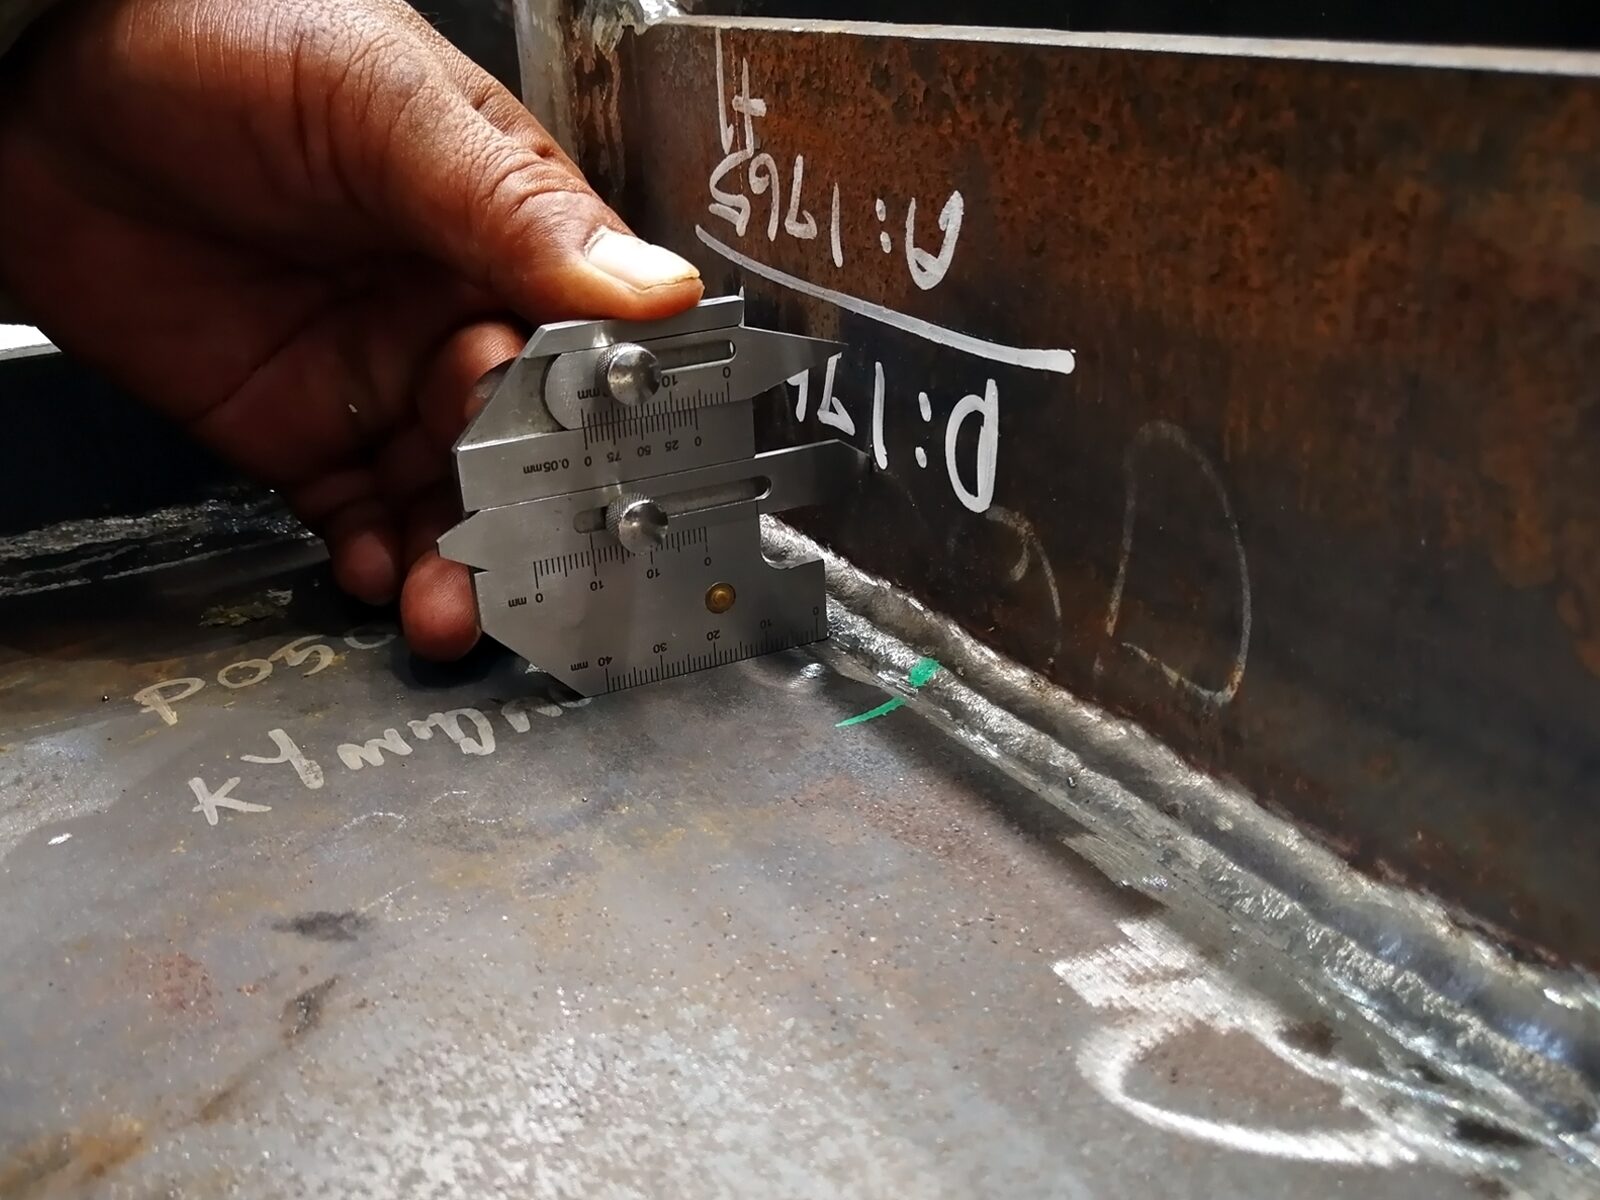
[760,514,1600,1156]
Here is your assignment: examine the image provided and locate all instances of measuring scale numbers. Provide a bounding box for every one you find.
[439,296,865,696]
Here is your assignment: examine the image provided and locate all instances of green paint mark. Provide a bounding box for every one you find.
[834,697,906,727]
[836,657,941,728]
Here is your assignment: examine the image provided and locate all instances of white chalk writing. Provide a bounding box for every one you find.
[709,31,962,291]
[501,697,567,729]
[271,635,336,676]
[241,728,324,790]
[1095,422,1251,708]
[408,709,496,757]
[986,506,1063,657]
[699,32,1074,379]
[188,776,271,826]
[788,358,999,514]
[338,728,413,770]
[1053,917,1518,1173]
[182,694,591,820]
[134,678,205,727]
[133,625,398,726]
[904,192,964,290]
[945,379,1000,514]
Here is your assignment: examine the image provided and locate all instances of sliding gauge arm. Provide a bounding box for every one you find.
[439,295,865,697]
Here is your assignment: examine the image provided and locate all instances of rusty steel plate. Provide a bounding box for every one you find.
[576,23,1600,967]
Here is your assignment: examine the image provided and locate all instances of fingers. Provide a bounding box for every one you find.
[286,466,402,606]
[328,507,402,606]
[374,424,443,503]
[414,20,586,180]
[400,486,479,662]
[322,12,703,324]
[291,465,476,658]
[291,317,524,658]
[187,263,486,486]
[390,318,529,660]
[401,550,480,662]
[413,320,526,454]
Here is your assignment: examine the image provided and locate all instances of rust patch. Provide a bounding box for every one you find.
[1279,1018,1339,1058]
[281,976,337,1041]
[199,588,292,628]
[601,23,1600,968]
[270,910,371,943]
[0,1117,144,1198]
[195,1077,247,1125]
[235,971,274,997]
[1451,1115,1535,1151]
[1360,751,1398,783]
[124,947,215,1018]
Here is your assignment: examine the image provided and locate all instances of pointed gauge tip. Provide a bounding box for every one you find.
[785,331,849,371]
[435,519,476,569]
[736,326,850,393]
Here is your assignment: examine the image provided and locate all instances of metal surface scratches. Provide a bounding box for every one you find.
[763,517,1600,1159]
[586,19,1600,970]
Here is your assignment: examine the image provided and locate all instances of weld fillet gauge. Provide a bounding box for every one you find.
[439,296,864,696]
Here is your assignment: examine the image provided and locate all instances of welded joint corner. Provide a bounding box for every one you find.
[579,0,683,54]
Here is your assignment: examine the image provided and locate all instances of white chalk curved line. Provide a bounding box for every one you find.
[694,226,1077,376]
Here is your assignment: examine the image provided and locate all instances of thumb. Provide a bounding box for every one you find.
[343,32,702,322]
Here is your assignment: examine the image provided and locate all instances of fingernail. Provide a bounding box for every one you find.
[585,229,700,291]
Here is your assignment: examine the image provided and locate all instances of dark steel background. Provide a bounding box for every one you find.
[419,0,519,89]
[687,1,1600,51]
[0,354,233,535]
[582,24,1600,968]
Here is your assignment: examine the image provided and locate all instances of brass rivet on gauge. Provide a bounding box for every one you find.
[705,582,737,614]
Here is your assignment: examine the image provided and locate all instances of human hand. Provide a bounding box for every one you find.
[0,0,702,658]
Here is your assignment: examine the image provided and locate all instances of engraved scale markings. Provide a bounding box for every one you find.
[505,529,712,603]
[442,297,866,696]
